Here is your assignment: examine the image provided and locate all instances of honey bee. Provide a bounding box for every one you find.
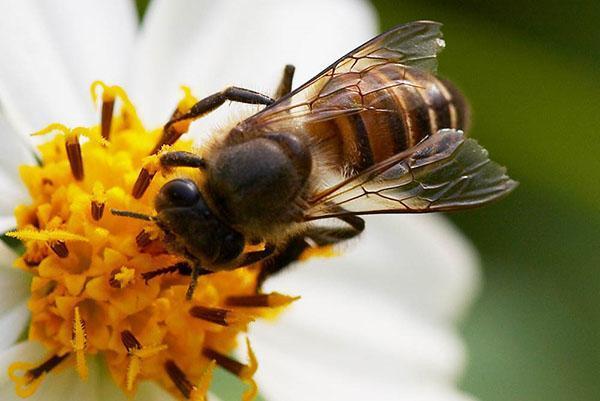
[116,21,516,298]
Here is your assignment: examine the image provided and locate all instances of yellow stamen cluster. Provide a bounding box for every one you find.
[6,83,299,400]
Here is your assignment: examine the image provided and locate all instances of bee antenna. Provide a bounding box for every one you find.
[110,209,154,221]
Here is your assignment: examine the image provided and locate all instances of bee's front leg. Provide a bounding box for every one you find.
[164,87,275,131]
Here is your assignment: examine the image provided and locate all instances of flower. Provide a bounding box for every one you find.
[0,1,480,401]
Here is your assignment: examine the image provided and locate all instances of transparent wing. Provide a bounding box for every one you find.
[305,129,518,219]
[241,20,446,130]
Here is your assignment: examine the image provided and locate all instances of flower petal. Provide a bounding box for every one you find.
[0,0,137,137]
[0,241,30,350]
[0,302,29,350]
[0,241,29,311]
[251,215,479,401]
[0,116,36,232]
[128,0,377,129]
[32,0,138,97]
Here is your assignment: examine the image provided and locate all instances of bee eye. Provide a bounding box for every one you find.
[158,179,200,208]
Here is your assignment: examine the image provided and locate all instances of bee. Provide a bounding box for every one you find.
[116,21,516,298]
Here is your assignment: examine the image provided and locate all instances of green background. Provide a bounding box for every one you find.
[137,1,600,400]
[370,1,600,401]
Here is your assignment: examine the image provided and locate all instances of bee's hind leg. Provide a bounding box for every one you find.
[256,214,365,289]
[274,64,296,99]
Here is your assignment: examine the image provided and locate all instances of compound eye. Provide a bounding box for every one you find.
[157,179,200,209]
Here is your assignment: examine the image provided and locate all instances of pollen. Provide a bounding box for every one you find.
[7,82,299,400]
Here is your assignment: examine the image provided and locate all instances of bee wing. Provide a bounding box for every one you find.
[242,20,445,130]
[304,129,518,219]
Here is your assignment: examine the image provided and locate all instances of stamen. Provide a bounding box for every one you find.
[165,360,196,399]
[101,98,115,140]
[136,229,152,248]
[189,305,253,327]
[91,182,106,220]
[151,86,197,154]
[131,167,155,199]
[225,292,300,308]
[91,201,105,220]
[131,152,163,199]
[65,132,84,180]
[190,360,216,401]
[91,81,141,130]
[8,353,69,397]
[120,330,142,352]
[121,330,167,391]
[71,306,88,380]
[141,262,195,283]
[203,338,258,401]
[109,266,136,288]
[49,240,69,258]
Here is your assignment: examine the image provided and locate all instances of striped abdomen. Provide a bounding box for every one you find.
[308,63,469,173]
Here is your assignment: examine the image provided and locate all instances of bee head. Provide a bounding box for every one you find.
[154,178,245,268]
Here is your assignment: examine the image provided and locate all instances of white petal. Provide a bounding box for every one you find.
[251,215,479,400]
[0,116,36,232]
[0,302,29,351]
[33,0,138,96]
[0,241,29,310]
[129,0,377,129]
[0,1,137,137]
[0,241,30,350]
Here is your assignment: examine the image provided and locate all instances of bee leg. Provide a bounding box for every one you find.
[159,151,207,169]
[256,215,365,289]
[185,263,203,300]
[235,244,276,268]
[274,64,296,99]
[165,86,275,130]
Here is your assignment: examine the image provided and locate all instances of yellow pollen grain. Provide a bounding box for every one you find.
[8,81,296,401]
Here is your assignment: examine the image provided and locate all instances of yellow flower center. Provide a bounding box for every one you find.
[5,82,299,401]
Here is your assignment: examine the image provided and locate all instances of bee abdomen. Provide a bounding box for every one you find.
[312,64,469,174]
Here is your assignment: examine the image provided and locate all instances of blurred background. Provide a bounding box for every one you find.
[134,1,600,400]
[368,2,600,401]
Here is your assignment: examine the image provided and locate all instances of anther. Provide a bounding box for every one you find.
[90,182,106,221]
[136,229,152,248]
[121,330,167,391]
[8,353,69,397]
[189,305,252,327]
[151,110,186,155]
[202,348,246,377]
[202,339,259,401]
[150,86,197,154]
[71,306,88,380]
[65,133,84,180]
[121,330,142,352]
[101,97,115,140]
[225,292,300,308]
[91,200,105,220]
[165,360,196,399]
[132,167,155,199]
[48,240,69,258]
